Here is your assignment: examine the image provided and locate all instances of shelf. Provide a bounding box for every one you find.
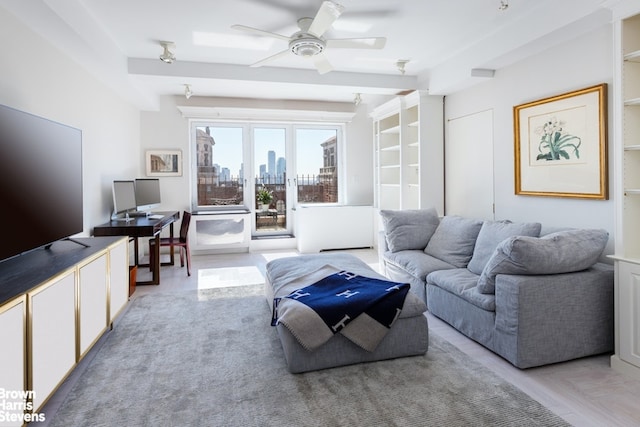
[624,50,640,62]
[373,91,443,212]
[624,97,640,106]
[624,189,640,195]
[381,144,400,151]
[624,145,640,151]
[380,125,400,134]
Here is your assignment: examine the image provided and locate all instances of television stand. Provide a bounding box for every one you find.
[44,238,90,250]
[63,237,91,248]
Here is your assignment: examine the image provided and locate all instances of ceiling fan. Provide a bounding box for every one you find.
[231,1,387,74]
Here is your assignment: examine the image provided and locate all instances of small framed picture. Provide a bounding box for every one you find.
[146,150,182,177]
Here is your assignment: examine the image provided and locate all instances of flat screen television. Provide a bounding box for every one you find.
[0,104,83,263]
[135,178,161,213]
[111,180,137,220]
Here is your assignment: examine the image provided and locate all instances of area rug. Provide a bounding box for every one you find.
[48,285,569,427]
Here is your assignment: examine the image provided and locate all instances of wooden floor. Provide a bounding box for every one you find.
[429,312,640,427]
[40,248,640,427]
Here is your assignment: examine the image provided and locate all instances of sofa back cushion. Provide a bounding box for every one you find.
[424,216,483,268]
[476,229,609,294]
[467,220,542,275]
[380,208,440,252]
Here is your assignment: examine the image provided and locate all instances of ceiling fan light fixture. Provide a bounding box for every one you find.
[159,41,176,63]
[231,0,383,73]
[290,37,326,57]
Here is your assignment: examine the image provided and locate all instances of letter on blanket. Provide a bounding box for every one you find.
[288,289,311,300]
[336,289,360,298]
[337,271,359,280]
[332,314,351,332]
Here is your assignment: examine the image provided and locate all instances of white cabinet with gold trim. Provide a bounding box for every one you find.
[0,235,129,416]
[109,237,129,324]
[78,254,108,358]
[0,296,26,427]
[30,271,76,411]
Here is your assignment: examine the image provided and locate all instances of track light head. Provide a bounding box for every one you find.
[396,59,409,75]
[159,41,176,63]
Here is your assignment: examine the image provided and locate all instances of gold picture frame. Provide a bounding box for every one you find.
[514,83,608,199]
[146,149,182,177]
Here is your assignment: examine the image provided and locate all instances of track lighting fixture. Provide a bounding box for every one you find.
[184,84,193,99]
[159,41,176,63]
[396,59,409,75]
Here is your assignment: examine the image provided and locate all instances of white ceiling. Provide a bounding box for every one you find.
[1,0,617,110]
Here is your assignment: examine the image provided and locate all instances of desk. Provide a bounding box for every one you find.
[93,211,180,285]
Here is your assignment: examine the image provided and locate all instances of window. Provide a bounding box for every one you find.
[190,122,342,216]
[295,128,339,204]
[192,125,245,209]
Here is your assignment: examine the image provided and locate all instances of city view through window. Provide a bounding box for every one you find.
[194,124,338,232]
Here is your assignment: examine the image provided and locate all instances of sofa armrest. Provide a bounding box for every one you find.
[493,263,614,368]
[377,230,389,267]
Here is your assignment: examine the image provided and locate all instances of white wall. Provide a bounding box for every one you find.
[0,8,140,235]
[444,25,615,254]
[139,95,374,212]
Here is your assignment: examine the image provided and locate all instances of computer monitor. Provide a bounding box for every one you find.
[135,178,161,213]
[112,180,137,219]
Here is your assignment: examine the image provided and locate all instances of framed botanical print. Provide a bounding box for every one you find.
[513,84,608,199]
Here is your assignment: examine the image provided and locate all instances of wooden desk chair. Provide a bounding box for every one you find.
[149,211,192,276]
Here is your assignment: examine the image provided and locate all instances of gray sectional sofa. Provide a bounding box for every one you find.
[378,208,614,368]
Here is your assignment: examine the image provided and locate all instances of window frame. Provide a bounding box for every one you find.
[189,120,345,213]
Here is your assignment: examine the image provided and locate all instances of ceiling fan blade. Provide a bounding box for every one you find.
[312,53,334,74]
[231,24,290,41]
[308,1,345,37]
[326,37,387,49]
[249,49,290,68]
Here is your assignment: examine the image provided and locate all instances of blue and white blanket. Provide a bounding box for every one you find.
[272,266,410,352]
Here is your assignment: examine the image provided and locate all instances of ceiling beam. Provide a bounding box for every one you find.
[128,58,419,93]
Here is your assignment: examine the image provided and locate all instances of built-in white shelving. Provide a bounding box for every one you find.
[611,9,640,381]
[371,91,443,212]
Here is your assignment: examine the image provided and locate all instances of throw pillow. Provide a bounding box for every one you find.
[380,208,440,252]
[467,220,542,275]
[424,216,483,268]
[476,228,609,294]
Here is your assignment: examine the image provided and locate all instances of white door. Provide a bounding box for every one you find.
[446,109,494,220]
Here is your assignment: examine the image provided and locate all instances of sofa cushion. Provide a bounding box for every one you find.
[426,269,495,312]
[424,216,483,268]
[467,220,542,275]
[384,250,456,282]
[477,229,609,294]
[380,208,440,252]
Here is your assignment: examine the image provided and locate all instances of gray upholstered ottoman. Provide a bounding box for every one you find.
[265,253,429,373]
